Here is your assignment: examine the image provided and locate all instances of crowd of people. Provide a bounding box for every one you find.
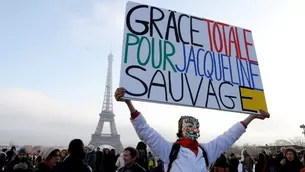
[0,140,305,172]
[210,147,305,172]
[0,139,164,172]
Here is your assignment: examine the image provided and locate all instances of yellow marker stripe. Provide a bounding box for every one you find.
[240,87,268,113]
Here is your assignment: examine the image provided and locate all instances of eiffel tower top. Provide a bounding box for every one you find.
[101,51,114,113]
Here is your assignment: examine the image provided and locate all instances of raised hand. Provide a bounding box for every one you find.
[253,110,270,120]
[114,87,126,102]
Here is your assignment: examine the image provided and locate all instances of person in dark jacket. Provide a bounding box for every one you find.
[54,139,91,172]
[275,147,285,171]
[118,147,146,172]
[1,149,8,171]
[279,147,302,172]
[229,153,239,172]
[136,142,148,172]
[211,153,230,172]
[35,147,60,172]
[59,150,68,162]
[95,147,103,172]
[255,153,265,172]
[6,147,16,163]
[84,145,96,171]
[4,148,33,172]
[101,148,116,172]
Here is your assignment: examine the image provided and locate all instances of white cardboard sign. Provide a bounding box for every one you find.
[119,1,267,114]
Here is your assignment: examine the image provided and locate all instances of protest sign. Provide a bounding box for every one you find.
[119,1,267,114]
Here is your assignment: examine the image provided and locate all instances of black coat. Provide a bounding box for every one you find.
[118,163,146,172]
[53,156,91,172]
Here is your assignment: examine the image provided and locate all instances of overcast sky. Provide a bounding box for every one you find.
[0,0,304,148]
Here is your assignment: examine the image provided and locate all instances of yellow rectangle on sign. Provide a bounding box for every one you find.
[240,87,268,112]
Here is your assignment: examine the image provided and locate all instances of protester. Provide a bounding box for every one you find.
[35,147,60,172]
[84,145,96,171]
[278,147,302,172]
[116,152,124,171]
[4,148,33,172]
[53,139,91,172]
[118,147,146,172]
[114,87,270,172]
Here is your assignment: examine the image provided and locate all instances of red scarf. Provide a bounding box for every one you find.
[177,138,199,156]
[43,161,54,169]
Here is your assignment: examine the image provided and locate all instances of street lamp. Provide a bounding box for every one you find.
[300,124,305,137]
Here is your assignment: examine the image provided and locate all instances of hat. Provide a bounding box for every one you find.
[18,148,26,154]
[40,147,59,160]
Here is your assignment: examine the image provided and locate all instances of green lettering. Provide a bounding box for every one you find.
[151,38,161,69]
[136,36,150,66]
[163,40,177,72]
[124,33,139,63]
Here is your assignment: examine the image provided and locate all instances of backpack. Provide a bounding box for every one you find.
[167,140,209,172]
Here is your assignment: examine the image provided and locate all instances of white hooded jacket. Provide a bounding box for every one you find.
[131,113,246,172]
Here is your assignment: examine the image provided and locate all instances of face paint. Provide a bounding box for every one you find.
[180,116,200,140]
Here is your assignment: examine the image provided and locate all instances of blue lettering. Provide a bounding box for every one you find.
[221,54,231,83]
[203,51,214,80]
[212,52,223,81]
[239,59,252,88]
[196,48,205,77]
[235,58,241,85]
[175,43,187,72]
[229,57,239,85]
[175,46,261,90]
[249,62,263,91]
[185,46,197,76]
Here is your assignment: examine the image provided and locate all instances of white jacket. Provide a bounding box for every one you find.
[116,153,124,170]
[131,113,246,172]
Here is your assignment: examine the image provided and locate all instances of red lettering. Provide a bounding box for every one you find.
[228,27,240,58]
[218,22,229,55]
[212,22,223,53]
[243,29,257,63]
[203,19,256,62]
[202,18,214,51]
[235,27,247,61]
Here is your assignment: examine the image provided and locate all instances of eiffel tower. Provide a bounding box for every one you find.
[89,52,124,153]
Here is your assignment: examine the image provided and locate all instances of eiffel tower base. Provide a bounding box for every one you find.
[89,134,124,153]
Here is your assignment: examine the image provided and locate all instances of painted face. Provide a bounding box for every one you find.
[180,116,200,140]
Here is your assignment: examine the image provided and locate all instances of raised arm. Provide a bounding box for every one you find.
[201,110,270,166]
[127,101,172,163]
[200,121,246,166]
[115,88,172,163]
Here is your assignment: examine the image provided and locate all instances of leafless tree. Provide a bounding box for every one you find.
[289,136,305,146]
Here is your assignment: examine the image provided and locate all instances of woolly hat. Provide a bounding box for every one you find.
[18,148,26,154]
[40,147,59,160]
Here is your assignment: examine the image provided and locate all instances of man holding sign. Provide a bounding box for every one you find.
[115,87,270,172]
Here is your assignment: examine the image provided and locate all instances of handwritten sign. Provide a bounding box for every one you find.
[119,1,268,114]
